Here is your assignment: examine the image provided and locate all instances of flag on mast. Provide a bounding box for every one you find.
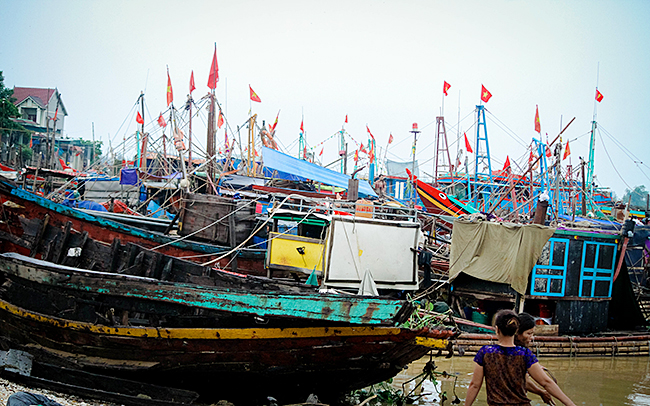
[189,70,196,94]
[249,85,261,102]
[157,113,166,128]
[595,89,604,103]
[563,140,571,160]
[480,85,492,103]
[443,81,451,96]
[534,105,541,133]
[270,111,279,132]
[207,45,219,90]
[345,115,348,123]
[136,111,144,125]
[166,69,173,106]
[388,133,394,144]
[366,125,375,140]
[300,119,304,133]
[464,132,473,153]
[502,155,511,171]
[217,111,224,128]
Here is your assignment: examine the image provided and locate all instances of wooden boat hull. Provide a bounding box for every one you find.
[0,178,266,275]
[0,298,451,403]
[0,252,413,326]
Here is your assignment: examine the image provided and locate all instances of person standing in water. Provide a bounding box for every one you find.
[516,312,555,405]
[464,310,576,406]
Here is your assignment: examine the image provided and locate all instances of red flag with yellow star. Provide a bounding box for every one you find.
[443,81,451,96]
[595,89,604,103]
[480,85,492,103]
[166,69,173,106]
[563,140,571,160]
[534,105,541,133]
[249,85,261,102]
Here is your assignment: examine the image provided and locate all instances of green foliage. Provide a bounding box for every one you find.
[621,185,648,210]
[0,71,25,134]
[20,144,32,162]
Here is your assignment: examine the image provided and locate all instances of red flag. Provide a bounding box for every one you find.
[189,70,196,94]
[480,85,492,103]
[354,148,359,162]
[217,111,224,128]
[157,113,166,128]
[303,146,307,159]
[502,155,511,171]
[366,125,375,140]
[464,132,473,153]
[270,111,279,132]
[546,141,552,158]
[300,119,304,133]
[345,115,348,123]
[319,147,323,156]
[529,150,534,164]
[563,140,571,160]
[443,81,451,96]
[388,133,394,144]
[207,45,219,90]
[534,105,541,133]
[359,144,367,154]
[249,85,261,102]
[136,111,144,125]
[166,70,173,106]
[53,106,59,122]
[595,89,604,103]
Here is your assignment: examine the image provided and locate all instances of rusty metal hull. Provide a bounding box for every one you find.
[0,297,451,403]
[0,178,266,275]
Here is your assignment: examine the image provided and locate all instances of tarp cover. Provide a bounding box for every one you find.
[449,219,556,294]
[261,146,377,198]
[386,159,419,177]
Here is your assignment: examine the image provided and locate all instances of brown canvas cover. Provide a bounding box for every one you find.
[449,219,555,294]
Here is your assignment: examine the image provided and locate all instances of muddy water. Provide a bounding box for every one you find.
[391,355,650,405]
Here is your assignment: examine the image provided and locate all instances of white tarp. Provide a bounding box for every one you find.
[324,216,421,291]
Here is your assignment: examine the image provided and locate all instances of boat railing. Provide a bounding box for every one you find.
[266,195,418,222]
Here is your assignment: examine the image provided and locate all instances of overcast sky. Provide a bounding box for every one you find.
[1,0,648,197]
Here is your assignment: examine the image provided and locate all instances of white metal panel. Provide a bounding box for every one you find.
[324,216,419,291]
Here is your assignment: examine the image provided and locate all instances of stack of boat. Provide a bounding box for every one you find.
[0,176,455,404]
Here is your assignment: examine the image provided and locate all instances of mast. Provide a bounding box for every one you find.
[473,105,493,208]
[433,116,453,187]
[247,114,257,175]
[206,92,216,191]
[409,123,420,208]
[138,92,147,172]
[586,63,600,213]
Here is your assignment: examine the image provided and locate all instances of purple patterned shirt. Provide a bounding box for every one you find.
[473,345,538,405]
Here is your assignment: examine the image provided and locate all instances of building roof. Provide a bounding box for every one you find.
[12,87,55,107]
[11,87,67,116]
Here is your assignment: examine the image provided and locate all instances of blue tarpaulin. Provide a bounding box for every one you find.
[261,147,377,198]
[120,168,138,185]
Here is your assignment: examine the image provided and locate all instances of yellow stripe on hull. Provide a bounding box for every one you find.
[417,187,459,217]
[0,298,405,340]
[414,336,448,349]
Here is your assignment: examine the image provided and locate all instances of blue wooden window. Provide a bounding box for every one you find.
[579,241,616,298]
[530,238,569,297]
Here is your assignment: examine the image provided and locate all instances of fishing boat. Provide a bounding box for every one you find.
[0,251,414,326]
[0,248,454,403]
[0,175,267,275]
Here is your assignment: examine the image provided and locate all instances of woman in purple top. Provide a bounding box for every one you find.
[464,310,576,406]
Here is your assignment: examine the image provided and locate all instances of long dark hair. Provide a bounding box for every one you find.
[518,312,536,333]
[494,309,520,336]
